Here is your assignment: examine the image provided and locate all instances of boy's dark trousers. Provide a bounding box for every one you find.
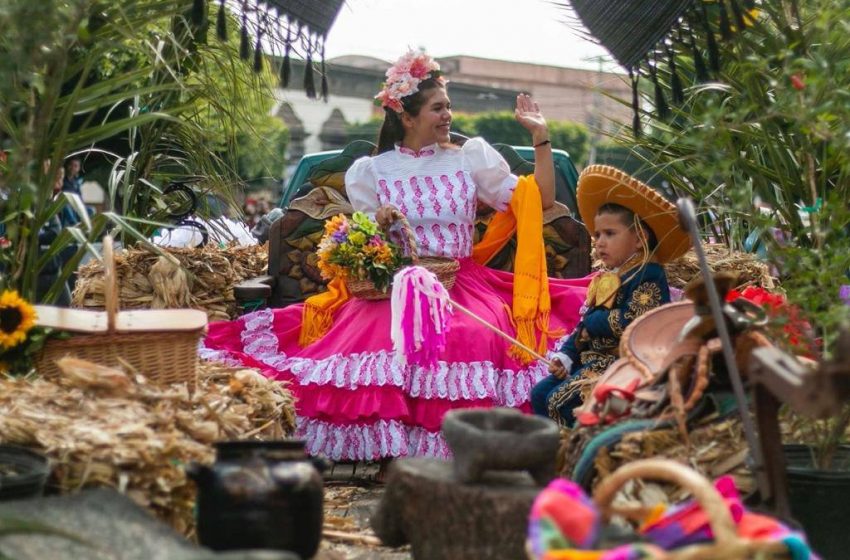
[531,374,583,428]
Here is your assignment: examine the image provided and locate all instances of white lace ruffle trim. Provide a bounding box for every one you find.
[295,416,450,461]
[200,308,550,407]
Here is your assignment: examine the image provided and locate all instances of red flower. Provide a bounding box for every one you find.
[726,286,784,309]
[727,286,819,358]
[790,74,806,91]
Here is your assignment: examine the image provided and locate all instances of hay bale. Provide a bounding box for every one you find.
[591,244,776,290]
[72,244,268,321]
[0,358,295,536]
[664,244,776,290]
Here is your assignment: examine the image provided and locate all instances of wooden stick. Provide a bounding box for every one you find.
[448,299,552,366]
[322,529,383,546]
[240,418,277,439]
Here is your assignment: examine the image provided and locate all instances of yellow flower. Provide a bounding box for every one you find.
[745,9,759,26]
[348,231,367,246]
[0,290,37,349]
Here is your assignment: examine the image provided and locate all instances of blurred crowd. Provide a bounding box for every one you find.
[242,196,272,229]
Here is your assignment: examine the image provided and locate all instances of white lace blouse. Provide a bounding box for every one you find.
[344,137,518,259]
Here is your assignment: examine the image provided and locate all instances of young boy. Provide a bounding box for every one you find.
[531,165,691,427]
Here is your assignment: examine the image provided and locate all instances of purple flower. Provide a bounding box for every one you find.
[332,230,348,243]
[840,285,850,306]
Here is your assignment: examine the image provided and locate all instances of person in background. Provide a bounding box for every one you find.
[62,156,84,195]
[243,197,260,228]
[57,156,86,228]
[38,162,72,305]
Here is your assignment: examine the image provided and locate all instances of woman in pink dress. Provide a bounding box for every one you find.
[202,50,588,462]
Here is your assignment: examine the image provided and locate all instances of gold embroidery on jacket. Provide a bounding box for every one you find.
[608,309,623,337]
[547,381,576,428]
[624,282,662,321]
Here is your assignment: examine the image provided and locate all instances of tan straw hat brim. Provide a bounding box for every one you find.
[577,165,691,263]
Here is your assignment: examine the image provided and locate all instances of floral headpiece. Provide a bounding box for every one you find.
[374,49,446,113]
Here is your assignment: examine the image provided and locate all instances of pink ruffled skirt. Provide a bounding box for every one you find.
[202,258,590,460]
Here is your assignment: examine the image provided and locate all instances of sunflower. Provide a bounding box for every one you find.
[0,290,37,349]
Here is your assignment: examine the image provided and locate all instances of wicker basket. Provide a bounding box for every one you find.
[34,237,207,390]
[346,209,460,300]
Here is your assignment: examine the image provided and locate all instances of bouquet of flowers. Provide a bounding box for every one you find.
[316,212,411,293]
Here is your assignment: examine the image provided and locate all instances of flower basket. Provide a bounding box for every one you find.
[34,237,207,391]
[346,209,458,299]
[318,209,459,301]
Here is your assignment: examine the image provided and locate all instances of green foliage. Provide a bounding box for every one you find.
[548,121,590,166]
[448,113,477,139]
[771,194,850,352]
[345,111,590,164]
[186,15,288,191]
[0,326,60,377]
[784,399,850,470]
[465,112,590,163]
[236,113,289,186]
[592,142,670,193]
[608,0,850,354]
[0,0,282,302]
[346,117,382,144]
[471,111,528,146]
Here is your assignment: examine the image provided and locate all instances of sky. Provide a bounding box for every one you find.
[322,0,620,73]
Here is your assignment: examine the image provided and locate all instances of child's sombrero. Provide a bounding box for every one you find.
[577,164,691,263]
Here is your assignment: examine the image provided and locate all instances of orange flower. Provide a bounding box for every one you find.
[323,214,349,236]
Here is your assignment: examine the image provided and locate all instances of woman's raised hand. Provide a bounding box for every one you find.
[514,93,549,143]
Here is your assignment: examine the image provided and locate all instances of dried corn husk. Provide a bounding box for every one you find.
[0,358,295,536]
[72,244,268,321]
[590,416,753,505]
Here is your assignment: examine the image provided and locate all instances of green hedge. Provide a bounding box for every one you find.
[345,112,590,165]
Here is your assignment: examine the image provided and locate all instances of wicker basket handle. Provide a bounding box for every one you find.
[382,207,419,264]
[102,236,118,334]
[592,459,738,547]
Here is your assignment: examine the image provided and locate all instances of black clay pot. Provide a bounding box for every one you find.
[188,440,324,558]
[0,445,49,501]
[784,444,850,559]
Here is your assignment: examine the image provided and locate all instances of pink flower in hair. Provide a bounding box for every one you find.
[409,57,430,79]
[374,49,447,113]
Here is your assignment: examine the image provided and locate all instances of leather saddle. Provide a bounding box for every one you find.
[573,288,770,428]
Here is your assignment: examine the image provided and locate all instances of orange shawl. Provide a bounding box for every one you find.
[300,175,552,364]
